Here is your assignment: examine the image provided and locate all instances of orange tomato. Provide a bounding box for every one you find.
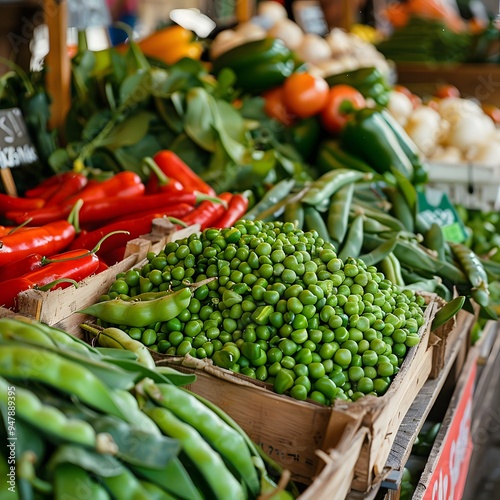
[320,85,366,134]
[263,86,296,127]
[435,84,461,99]
[282,72,329,119]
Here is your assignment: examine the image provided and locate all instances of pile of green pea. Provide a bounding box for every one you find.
[99,220,427,404]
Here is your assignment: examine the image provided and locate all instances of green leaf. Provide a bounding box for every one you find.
[102,112,152,150]
[168,133,211,175]
[119,70,151,109]
[111,148,144,176]
[155,95,184,134]
[81,110,113,141]
[184,87,217,152]
[48,148,72,172]
[47,445,124,477]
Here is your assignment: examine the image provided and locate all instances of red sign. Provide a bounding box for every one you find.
[423,360,476,500]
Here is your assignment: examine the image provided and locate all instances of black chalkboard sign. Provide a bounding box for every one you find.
[0,107,39,170]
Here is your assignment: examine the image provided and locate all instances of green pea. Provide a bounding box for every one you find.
[370,338,387,355]
[290,384,308,401]
[279,339,298,356]
[393,343,407,358]
[348,366,364,382]
[308,362,326,379]
[141,329,157,346]
[281,269,297,283]
[268,361,282,377]
[315,377,337,400]
[176,340,192,356]
[184,321,202,338]
[128,327,142,341]
[364,366,377,379]
[329,371,347,387]
[124,269,140,287]
[405,334,420,347]
[334,348,352,368]
[377,362,394,377]
[287,297,303,314]
[334,327,349,344]
[168,331,184,347]
[362,350,378,367]
[109,279,129,296]
[373,377,390,395]
[309,391,327,405]
[319,342,338,360]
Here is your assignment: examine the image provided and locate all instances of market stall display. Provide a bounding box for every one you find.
[1,1,500,498]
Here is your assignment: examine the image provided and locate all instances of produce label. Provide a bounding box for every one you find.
[0,108,38,170]
[417,188,468,243]
[423,359,476,500]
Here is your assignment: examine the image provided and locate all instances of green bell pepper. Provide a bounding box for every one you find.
[212,38,297,94]
[340,108,414,181]
[325,66,391,107]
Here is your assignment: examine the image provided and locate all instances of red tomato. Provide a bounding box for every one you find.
[435,84,461,99]
[282,72,329,118]
[320,85,366,134]
[263,86,296,126]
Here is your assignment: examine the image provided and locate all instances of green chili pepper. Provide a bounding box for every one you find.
[144,404,245,500]
[340,108,415,181]
[78,287,192,328]
[143,380,260,496]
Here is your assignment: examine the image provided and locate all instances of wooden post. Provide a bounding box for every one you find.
[236,0,254,23]
[44,0,71,134]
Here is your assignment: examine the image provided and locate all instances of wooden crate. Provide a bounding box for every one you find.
[153,295,439,490]
[300,426,369,500]
[348,298,438,493]
[15,220,199,337]
[155,353,366,486]
[395,62,500,107]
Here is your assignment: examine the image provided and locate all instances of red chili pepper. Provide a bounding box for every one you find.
[213,192,250,229]
[153,150,215,196]
[6,172,145,226]
[102,204,194,225]
[100,247,127,267]
[96,260,109,273]
[181,192,232,230]
[143,156,185,194]
[0,220,76,267]
[76,192,220,226]
[44,173,88,207]
[21,249,100,289]
[0,277,78,311]
[0,193,45,214]
[24,172,78,198]
[0,253,44,281]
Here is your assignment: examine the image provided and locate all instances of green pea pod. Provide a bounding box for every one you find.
[95,347,139,361]
[154,366,197,386]
[143,380,260,497]
[0,454,19,499]
[0,336,137,392]
[327,183,355,243]
[82,325,156,370]
[402,278,439,293]
[131,458,203,500]
[383,185,415,233]
[244,179,296,220]
[424,223,446,262]
[338,214,364,261]
[380,252,405,287]
[435,282,453,302]
[431,296,466,331]
[284,200,305,229]
[0,345,126,420]
[350,203,407,232]
[362,215,393,234]
[317,140,377,175]
[0,378,109,452]
[144,404,246,500]
[48,445,124,477]
[358,237,398,266]
[78,287,193,328]
[304,207,333,245]
[139,480,177,500]
[101,466,151,500]
[450,242,489,289]
[53,463,110,500]
[302,168,372,206]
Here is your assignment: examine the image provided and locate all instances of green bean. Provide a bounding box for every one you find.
[327,183,354,243]
[302,169,372,206]
[338,214,364,261]
[144,405,245,500]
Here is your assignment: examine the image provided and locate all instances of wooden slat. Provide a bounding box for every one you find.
[44,0,71,132]
[382,311,475,481]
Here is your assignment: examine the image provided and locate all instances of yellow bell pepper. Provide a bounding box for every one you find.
[137,25,203,65]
